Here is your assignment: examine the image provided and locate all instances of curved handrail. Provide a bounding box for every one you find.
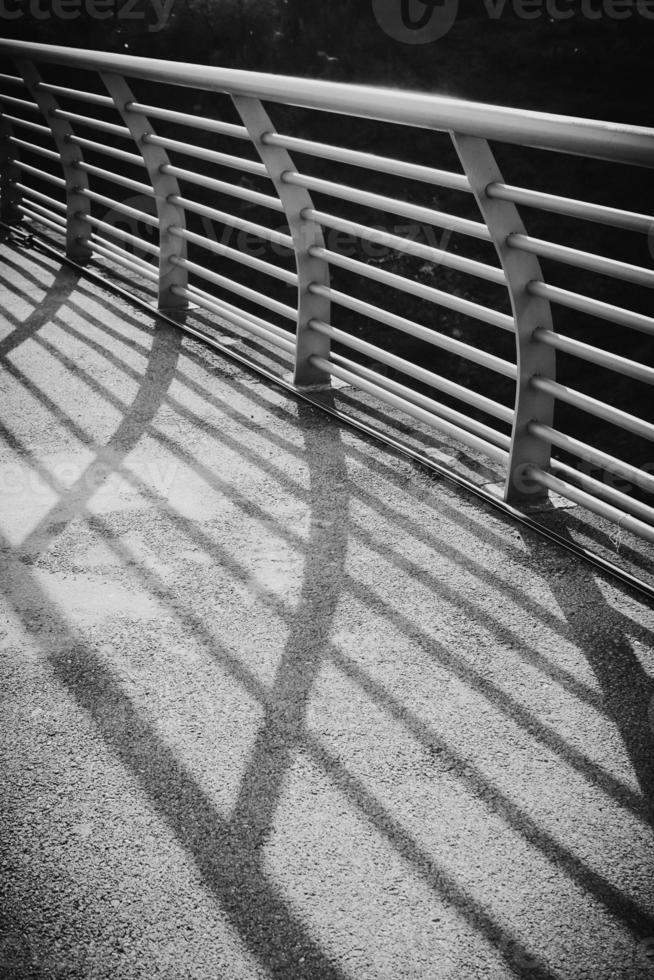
[0,39,652,167]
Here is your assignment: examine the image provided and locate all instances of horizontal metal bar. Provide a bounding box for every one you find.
[0,113,52,137]
[169,225,297,285]
[529,421,654,496]
[16,182,66,212]
[79,212,159,256]
[169,196,292,250]
[527,467,654,545]
[66,134,144,167]
[14,159,65,187]
[305,208,506,284]
[262,131,472,193]
[50,108,131,138]
[284,171,492,241]
[18,204,66,235]
[126,101,249,140]
[309,283,517,378]
[169,256,297,321]
[311,354,509,464]
[528,280,654,337]
[508,233,654,289]
[0,93,40,112]
[3,41,652,168]
[172,285,296,354]
[18,201,65,227]
[0,73,23,87]
[143,133,268,178]
[174,282,295,344]
[531,376,654,443]
[534,328,654,386]
[487,183,654,235]
[76,188,159,226]
[9,136,60,162]
[310,318,513,423]
[36,82,114,107]
[552,459,654,526]
[310,247,514,331]
[90,236,159,281]
[329,353,510,449]
[90,232,156,270]
[163,165,284,212]
[75,161,154,196]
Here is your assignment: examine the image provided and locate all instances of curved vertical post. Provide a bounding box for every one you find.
[232,95,331,387]
[17,59,91,261]
[101,72,188,312]
[452,133,556,505]
[0,107,20,227]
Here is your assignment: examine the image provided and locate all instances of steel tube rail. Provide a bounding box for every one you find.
[18,203,66,234]
[89,237,159,281]
[528,421,654,496]
[487,182,654,235]
[0,94,40,112]
[126,102,249,140]
[65,134,144,168]
[328,353,511,449]
[527,467,654,545]
[76,187,159,226]
[304,208,506,284]
[311,355,509,464]
[19,198,66,225]
[0,73,23,86]
[528,280,654,337]
[2,41,653,167]
[261,131,472,193]
[552,459,654,525]
[17,183,66,211]
[170,195,291,248]
[0,113,53,137]
[162,165,284,212]
[172,284,296,353]
[170,255,297,321]
[309,318,513,423]
[75,161,154,196]
[308,283,517,378]
[309,246,514,331]
[36,83,114,107]
[168,225,298,285]
[531,377,654,443]
[173,281,294,343]
[9,136,59,162]
[508,233,654,289]
[50,109,131,138]
[283,171,492,241]
[534,328,654,386]
[80,212,160,256]
[142,133,268,178]
[14,159,65,187]
[90,231,156,269]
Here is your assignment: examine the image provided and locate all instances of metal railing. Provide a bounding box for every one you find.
[1,40,653,543]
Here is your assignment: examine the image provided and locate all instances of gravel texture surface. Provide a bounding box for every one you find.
[1,241,653,980]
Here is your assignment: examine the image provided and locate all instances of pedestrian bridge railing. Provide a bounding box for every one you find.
[1,39,653,543]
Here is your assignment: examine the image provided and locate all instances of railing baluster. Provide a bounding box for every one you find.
[0,108,20,226]
[16,59,91,261]
[232,95,331,387]
[100,72,187,313]
[452,133,556,505]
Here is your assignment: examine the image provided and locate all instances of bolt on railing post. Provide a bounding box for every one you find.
[0,108,20,227]
[100,72,188,312]
[16,59,92,261]
[452,133,556,505]
[232,95,331,387]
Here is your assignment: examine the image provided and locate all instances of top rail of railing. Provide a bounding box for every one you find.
[0,38,653,168]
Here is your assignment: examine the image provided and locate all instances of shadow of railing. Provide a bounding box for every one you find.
[1,245,653,978]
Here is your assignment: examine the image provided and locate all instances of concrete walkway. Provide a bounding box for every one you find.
[1,238,653,980]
